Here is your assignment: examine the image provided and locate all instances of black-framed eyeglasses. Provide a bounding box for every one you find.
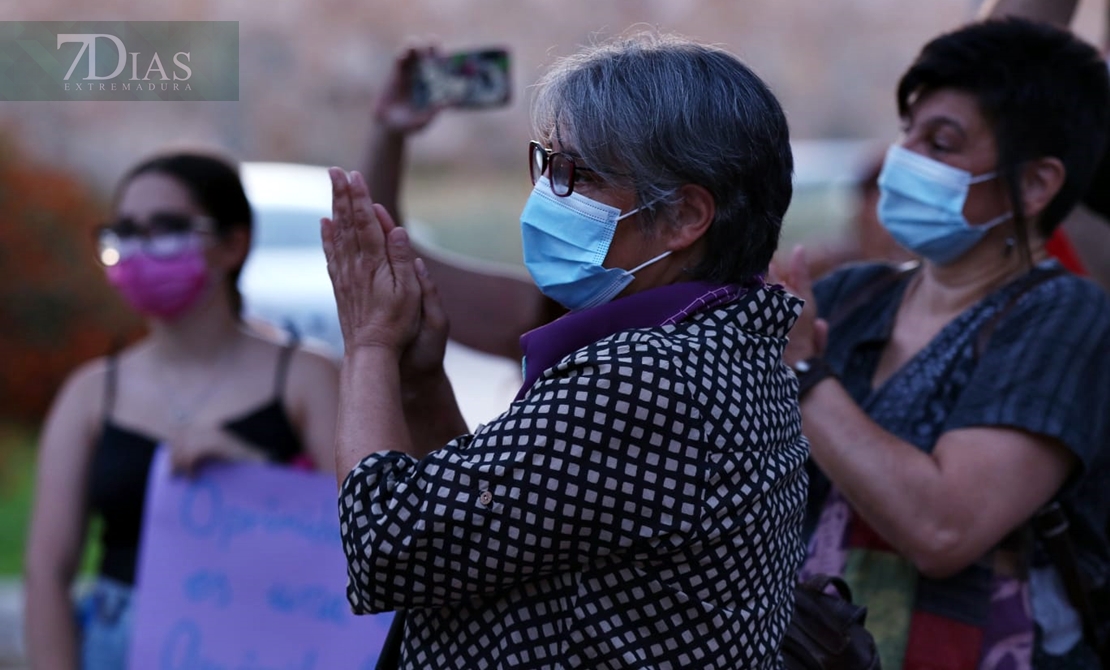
[529,140,598,197]
[94,212,215,266]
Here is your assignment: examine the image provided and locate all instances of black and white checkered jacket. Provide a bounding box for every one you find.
[339,286,809,669]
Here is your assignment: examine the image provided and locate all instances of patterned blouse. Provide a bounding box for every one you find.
[804,261,1110,670]
[339,283,809,669]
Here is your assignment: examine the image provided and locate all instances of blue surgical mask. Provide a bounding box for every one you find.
[520,177,670,311]
[878,144,1012,265]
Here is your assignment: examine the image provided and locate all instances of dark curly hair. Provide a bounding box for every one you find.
[897,18,1110,245]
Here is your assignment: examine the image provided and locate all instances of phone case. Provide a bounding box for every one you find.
[412,48,511,110]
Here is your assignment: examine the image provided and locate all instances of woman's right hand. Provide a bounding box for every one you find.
[374,45,444,135]
[323,169,424,355]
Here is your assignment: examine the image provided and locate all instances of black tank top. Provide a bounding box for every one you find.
[87,340,306,584]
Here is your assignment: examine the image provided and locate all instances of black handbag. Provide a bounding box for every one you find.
[782,575,882,670]
[1031,502,1110,667]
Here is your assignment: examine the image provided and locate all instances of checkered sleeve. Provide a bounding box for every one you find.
[338,337,707,614]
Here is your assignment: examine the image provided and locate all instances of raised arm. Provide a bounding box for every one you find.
[977,0,1079,25]
[363,45,440,228]
[361,44,554,361]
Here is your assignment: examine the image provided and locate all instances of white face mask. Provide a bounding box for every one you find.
[520,177,670,311]
[877,145,1012,265]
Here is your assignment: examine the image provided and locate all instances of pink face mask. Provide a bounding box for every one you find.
[105,246,210,320]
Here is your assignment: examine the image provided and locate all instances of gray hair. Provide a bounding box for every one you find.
[531,31,793,284]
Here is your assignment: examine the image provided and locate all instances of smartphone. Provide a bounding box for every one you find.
[411,48,512,110]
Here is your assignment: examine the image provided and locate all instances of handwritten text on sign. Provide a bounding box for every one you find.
[129,448,394,669]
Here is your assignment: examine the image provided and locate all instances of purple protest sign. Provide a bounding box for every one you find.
[129,447,394,669]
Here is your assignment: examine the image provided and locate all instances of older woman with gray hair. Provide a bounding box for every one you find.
[325,32,806,669]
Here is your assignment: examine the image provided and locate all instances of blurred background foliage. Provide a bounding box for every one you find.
[0,132,144,427]
[0,133,135,576]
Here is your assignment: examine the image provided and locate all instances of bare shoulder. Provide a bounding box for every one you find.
[287,343,340,383]
[40,348,135,453]
[51,338,157,418]
[53,354,115,414]
[241,329,339,383]
[65,355,110,390]
[262,334,339,431]
[293,336,342,368]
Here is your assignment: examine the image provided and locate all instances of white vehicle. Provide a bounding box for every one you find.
[237,162,523,429]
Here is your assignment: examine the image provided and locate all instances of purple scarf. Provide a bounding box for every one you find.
[516,281,754,400]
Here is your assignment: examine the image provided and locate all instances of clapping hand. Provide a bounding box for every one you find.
[322,169,423,355]
[402,256,450,383]
[322,169,449,376]
[322,169,458,462]
[770,245,828,365]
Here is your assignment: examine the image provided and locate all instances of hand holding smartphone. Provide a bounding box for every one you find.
[410,48,512,110]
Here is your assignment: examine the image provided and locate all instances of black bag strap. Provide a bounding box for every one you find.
[273,328,300,397]
[966,264,1106,651]
[975,265,1106,655]
[824,261,1064,357]
[799,574,855,604]
[101,334,128,420]
[823,262,919,332]
[973,264,1066,358]
[1032,502,1103,654]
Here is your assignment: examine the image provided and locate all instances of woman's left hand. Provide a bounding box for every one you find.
[401,258,450,381]
[322,169,423,355]
[772,245,828,365]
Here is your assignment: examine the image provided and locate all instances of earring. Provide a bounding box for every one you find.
[1004,236,1016,257]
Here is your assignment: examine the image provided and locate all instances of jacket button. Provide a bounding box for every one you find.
[478,490,494,506]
